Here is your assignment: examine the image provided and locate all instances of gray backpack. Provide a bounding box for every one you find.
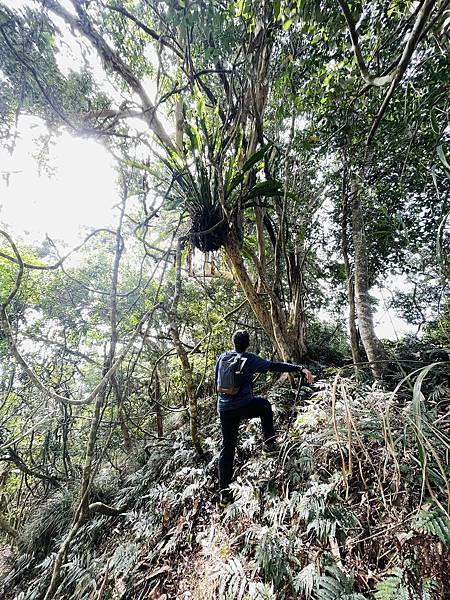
[217,352,248,395]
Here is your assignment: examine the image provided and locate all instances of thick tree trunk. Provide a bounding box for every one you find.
[341,170,363,365]
[255,206,266,292]
[224,230,274,340]
[287,250,308,361]
[350,179,386,379]
[219,18,306,361]
[224,229,301,361]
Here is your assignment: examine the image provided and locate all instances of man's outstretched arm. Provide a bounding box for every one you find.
[268,361,314,384]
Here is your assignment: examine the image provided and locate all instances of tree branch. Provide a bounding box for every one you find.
[106,3,184,59]
[367,0,438,145]
[43,0,174,150]
[338,0,439,95]
[2,448,61,487]
[0,228,116,271]
[337,0,395,87]
[88,501,122,516]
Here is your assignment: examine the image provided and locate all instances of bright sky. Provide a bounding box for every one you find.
[0,117,118,247]
[373,285,414,340]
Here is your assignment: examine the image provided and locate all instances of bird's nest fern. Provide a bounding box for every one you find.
[164,142,284,252]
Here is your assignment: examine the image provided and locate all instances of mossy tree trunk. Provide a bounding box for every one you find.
[224,229,300,361]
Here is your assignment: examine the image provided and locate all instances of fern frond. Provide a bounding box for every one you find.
[110,541,140,576]
[414,507,450,547]
[215,556,250,600]
[317,565,367,600]
[293,563,319,598]
[247,581,277,599]
[374,568,409,600]
[17,490,74,555]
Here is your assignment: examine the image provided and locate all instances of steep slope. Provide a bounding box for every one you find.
[1,371,449,599]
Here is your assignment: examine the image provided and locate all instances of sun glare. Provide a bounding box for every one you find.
[0,117,119,247]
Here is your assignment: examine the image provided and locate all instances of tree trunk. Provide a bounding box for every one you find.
[224,229,300,361]
[154,370,164,439]
[169,320,203,455]
[347,274,362,365]
[44,188,126,600]
[287,250,308,360]
[115,378,133,453]
[350,179,386,379]
[0,513,17,538]
[169,238,203,456]
[341,169,363,365]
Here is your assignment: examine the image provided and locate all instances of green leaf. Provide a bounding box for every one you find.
[273,0,281,20]
[225,173,245,198]
[244,179,283,201]
[241,143,272,173]
[375,569,408,600]
[437,145,450,172]
[430,110,440,135]
[412,362,440,424]
[415,508,450,548]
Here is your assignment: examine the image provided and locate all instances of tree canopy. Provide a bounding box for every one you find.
[0,1,449,598]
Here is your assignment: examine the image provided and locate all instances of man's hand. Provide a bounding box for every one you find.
[299,367,314,384]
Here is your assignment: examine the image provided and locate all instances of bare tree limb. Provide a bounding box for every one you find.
[43,0,174,150]
[367,0,438,145]
[0,230,23,309]
[1,448,61,487]
[88,501,122,516]
[337,0,397,87]
[106,3,184,59]
[338,0,439,97]
[0,228,116,271]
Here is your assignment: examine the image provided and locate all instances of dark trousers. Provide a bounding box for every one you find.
[218,396,276,491]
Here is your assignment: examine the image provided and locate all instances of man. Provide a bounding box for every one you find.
[215,329,314,505]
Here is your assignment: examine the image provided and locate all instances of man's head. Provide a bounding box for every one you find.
[232,329,250,353]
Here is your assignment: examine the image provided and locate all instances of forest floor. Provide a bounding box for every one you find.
[1,369,449,599]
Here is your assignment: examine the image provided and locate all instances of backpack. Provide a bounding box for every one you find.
[216,352,248,395]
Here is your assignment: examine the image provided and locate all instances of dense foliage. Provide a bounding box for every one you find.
[0,0,449,598]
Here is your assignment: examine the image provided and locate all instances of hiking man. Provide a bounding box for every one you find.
[215,329,314,505]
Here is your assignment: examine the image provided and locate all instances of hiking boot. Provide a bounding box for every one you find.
[262,441,280,456]
[219,489,233,507]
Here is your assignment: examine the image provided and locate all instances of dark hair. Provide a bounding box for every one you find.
[232,330,250,352]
